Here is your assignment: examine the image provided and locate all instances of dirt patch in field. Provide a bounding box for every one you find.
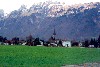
[62,62,100,67]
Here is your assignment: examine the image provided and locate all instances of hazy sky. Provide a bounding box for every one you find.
[0,0,99,14]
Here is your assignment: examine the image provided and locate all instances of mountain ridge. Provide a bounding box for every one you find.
[0,1,100,40]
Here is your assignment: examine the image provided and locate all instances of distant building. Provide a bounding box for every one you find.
[78,42,83,47]
[53,28,56,40]
[62,40,71,47]
[48,28,57,46]
[48,28,72,47]
[48,36,57,46]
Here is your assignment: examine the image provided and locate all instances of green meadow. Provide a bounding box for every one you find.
[0,45,100,67]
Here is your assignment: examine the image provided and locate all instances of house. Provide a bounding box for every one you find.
[0,42,3,45]
[4,43,9,45]
[22,42,27,45]
[78,42,83,47]
[62,40,71,47]
[89,45,94,48]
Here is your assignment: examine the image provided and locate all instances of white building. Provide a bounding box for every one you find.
[22,42,26,45]
[79,42,83,47]
[4,43,9,45]
[89,45,94,48]
[62,41,71,47]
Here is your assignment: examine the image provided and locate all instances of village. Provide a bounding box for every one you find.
[0,29,100,48]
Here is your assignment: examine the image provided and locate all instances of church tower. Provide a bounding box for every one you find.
[52,28,56,40]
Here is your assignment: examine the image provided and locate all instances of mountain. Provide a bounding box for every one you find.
[0,1,100,40]
[0,9,4,20]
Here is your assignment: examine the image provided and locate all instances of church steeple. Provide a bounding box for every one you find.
[53,28,56,35]
[52,28,56,40]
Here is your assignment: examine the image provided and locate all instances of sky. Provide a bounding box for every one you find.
[0,0,99,14]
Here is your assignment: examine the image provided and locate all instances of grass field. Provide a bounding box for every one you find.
[0,45,100,67]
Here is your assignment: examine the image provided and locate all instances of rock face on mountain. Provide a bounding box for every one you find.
[0,1,100,40]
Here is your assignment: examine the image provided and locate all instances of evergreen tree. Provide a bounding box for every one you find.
[90,38,94,45]
[98,35,100,48]
[3,37,7,43]
[57,40,63,47]
[93,39,98,48]
[84,40,89,47]
[0,36,3,42]
[34,38,41,46]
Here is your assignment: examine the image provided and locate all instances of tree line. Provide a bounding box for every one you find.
[83,37,100,48]
[0,35,100,48]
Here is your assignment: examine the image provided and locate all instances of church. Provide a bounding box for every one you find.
[48,28,72,47]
